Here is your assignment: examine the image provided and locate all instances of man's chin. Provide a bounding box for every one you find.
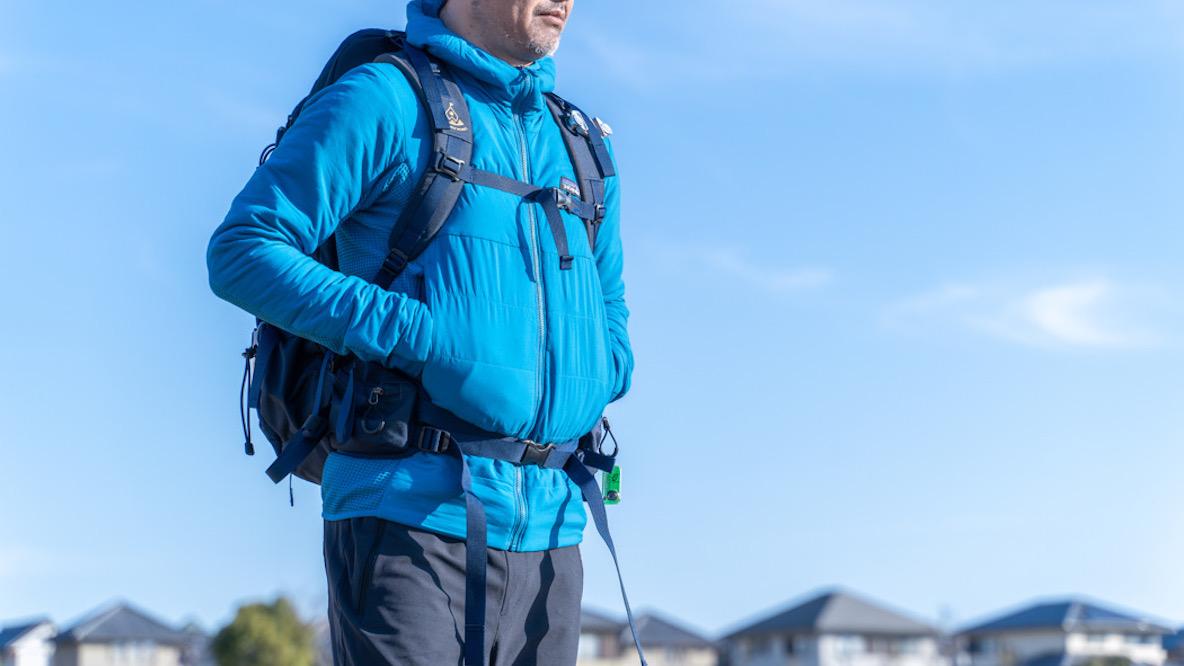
[527,33,562,58]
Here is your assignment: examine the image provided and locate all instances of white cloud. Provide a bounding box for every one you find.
[889,277,1167,350]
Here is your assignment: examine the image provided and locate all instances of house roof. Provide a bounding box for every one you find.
[725,590,938,639]
[581,608,625,634]
[55,602,189,646]
[632,613,716,650]
[959,600,1172,636]
[0,618,53,649]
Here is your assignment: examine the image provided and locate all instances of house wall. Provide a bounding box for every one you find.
[53,644,180,666]
[50,646,79,666]
[961,630,1168,666]
[816,633,943,666]
[726,633,822,666]
[7,626,56,666]
[1064,632,1166,665]
[579,645,718,666]
[962,630,1068,666]
[728,633,944,666]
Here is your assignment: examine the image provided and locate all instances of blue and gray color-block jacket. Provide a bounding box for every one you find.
[206,0,633,551]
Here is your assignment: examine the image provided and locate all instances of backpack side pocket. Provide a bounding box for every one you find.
[329,361,419,457]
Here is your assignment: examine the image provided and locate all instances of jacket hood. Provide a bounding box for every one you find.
[405,0,556,106]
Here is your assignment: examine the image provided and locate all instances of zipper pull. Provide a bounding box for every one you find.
[368,387,384,405]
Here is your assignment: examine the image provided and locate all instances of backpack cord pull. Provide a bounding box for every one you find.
[239,344,256,456]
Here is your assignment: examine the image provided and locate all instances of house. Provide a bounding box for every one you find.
[955,599,1171,666]
[721,589,944,666]
[51,602,191,666]
[579,608,719,666]
[0,618,56,666]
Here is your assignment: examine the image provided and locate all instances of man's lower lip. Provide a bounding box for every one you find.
[538,14,565,26]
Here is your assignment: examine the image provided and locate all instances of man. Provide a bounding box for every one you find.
[206,0,633,664]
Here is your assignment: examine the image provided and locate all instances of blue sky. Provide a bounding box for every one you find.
[2,0,1184,638]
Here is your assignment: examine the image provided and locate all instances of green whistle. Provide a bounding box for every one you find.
[603,465,622,505]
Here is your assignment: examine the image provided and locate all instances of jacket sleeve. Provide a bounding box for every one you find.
[595,140,634,403]
[206,64,433,375]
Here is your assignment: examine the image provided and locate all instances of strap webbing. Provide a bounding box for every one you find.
[564,457,648,666]
[371,47,474,288]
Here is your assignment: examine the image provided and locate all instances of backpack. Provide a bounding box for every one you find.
[232,29,645,666]
[237,29,615,485]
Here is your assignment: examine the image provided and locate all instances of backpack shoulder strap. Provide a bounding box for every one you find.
[544,92,616,253]
[370,46,474,288]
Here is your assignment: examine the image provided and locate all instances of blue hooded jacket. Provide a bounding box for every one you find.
[206,0,633,551]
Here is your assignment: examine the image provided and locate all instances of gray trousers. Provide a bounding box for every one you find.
[324,517,583,666]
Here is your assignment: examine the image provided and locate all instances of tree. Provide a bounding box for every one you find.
[212,597,316,666]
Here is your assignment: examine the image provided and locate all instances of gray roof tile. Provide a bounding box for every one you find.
[726,590,937,638]
[55,602,188,646]
[960,600,1172,636]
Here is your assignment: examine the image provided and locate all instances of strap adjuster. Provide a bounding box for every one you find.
[416,427,452,454]
[553,187,575,212]
[519,440,556,467]
[435,153,466,181]
[381,249,409,276]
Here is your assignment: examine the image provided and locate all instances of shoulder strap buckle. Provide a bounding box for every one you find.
[435,153,467,181]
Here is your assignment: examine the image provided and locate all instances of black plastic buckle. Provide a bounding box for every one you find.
[435,153,466,181]
[520,441,556,467]
[593,203,606,221]
[417,427,452,454]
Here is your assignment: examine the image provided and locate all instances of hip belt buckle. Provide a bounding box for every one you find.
[519,440,556,467]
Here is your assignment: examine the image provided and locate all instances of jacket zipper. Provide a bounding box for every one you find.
[512,101,544,551]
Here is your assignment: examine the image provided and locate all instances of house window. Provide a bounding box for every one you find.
[834,635,866,655]
[967,637,995,654]
[1123,634,1151,645]
[1086,633,1108,644]
[749,636,772,656]
[786,637,796,655]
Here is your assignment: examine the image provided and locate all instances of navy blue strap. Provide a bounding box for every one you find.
[415,425,578,469]
[454,450,488,666]
[564,457,648,666]
[265,425,319,484]
[544,93,610,253]
[248,324,278,409]
[533,190,574,270]
[371,47,474,289]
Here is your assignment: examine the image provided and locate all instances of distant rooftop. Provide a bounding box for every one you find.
[960,600,1172,636]
[55,602,189,646]
[0,618,53,649]
[634,613,716,650]
[580,608,715,649]
[581,607,626,634]
[726,590,937,639]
